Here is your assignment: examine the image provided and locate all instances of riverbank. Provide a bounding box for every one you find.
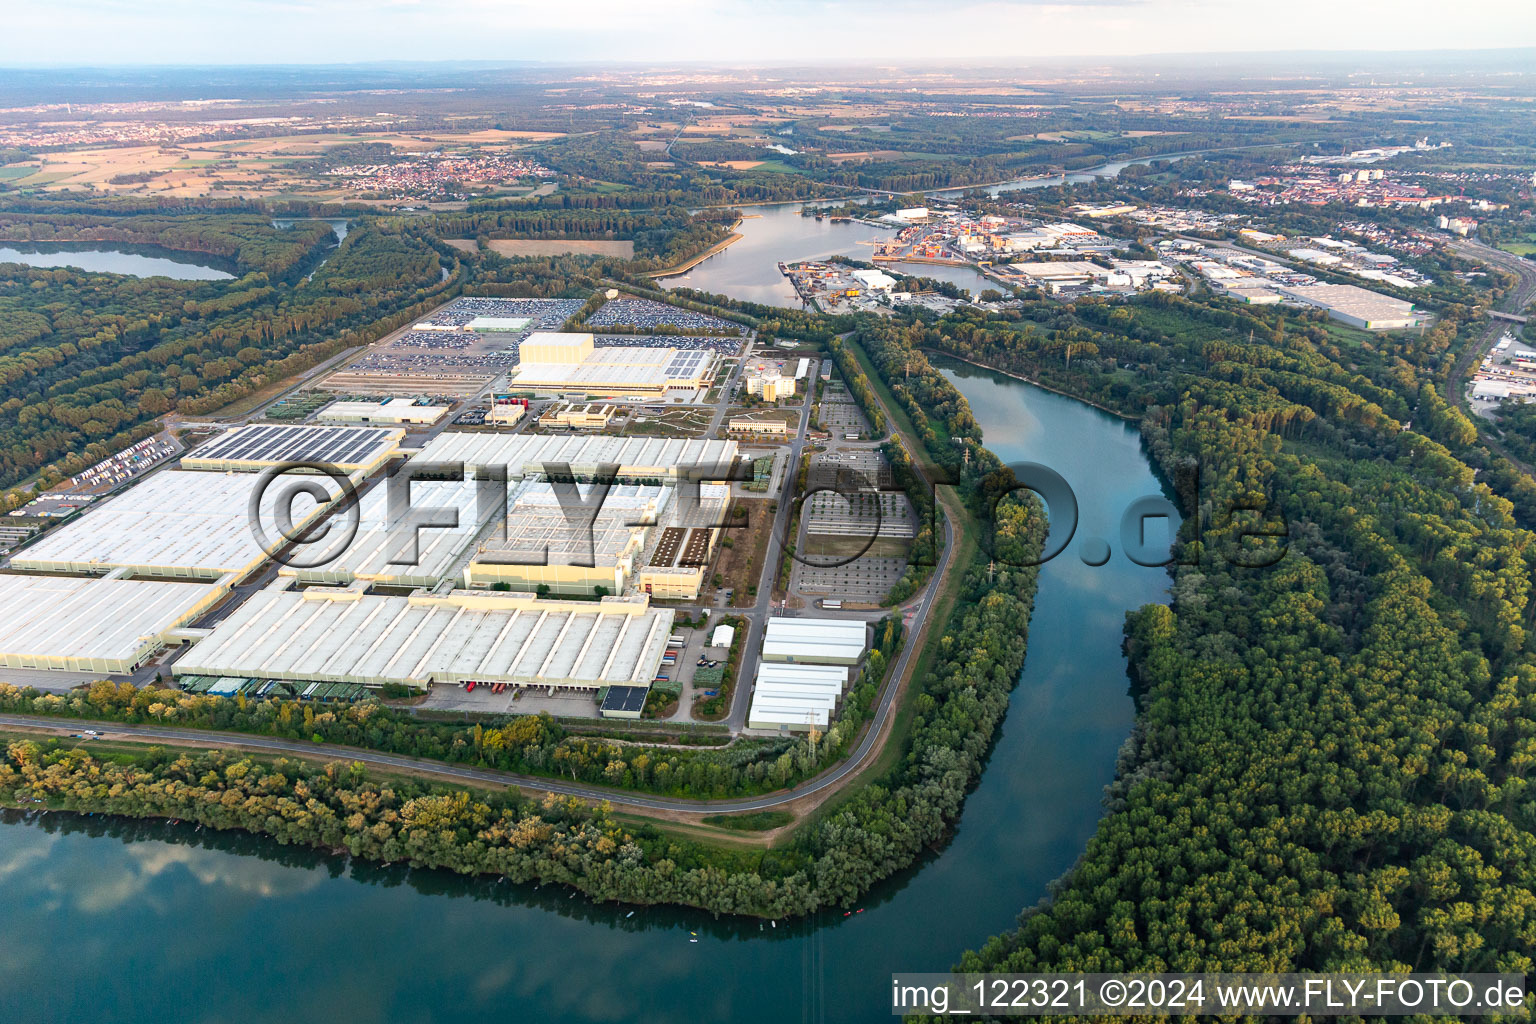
[646,220,745,278]
[927,350,1140,422]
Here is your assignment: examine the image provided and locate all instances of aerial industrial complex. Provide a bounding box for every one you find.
[506,332,718,400]
[0,289,898,736]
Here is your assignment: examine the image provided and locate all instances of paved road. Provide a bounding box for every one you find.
[1445,237,1536,410]
[725,365,818,732]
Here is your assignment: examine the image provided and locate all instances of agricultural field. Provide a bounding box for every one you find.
[0,128,563,201]
[477,238,635,258]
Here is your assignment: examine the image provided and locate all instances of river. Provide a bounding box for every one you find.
[272,217,350,243]
[663,203,994,304]
[0,243,235,280]
[0,361,1175,1024]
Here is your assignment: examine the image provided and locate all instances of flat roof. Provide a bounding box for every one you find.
[1275,283,1416,320]
[0,574,220,667]
[522,331,592,348]
[511,345,714,392]
[183,424,402,471]
[412,433,739,480]
[466,316,532,331]
[479,480,670,566]
[317,399,447,422]
[762,616,867,662]
[601,684,649,714]
[748,664,835,730]
[288,478,485,584]
[12,470,338,576]
[175,590,673,689]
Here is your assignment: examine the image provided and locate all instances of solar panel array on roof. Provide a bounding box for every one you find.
[664,349,713,378]
[185,424,400,470]
[601,685,649,715]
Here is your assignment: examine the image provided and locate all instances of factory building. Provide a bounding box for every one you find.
[0,574,226,674]
[507,332,716,399]
[761,616,867,665]
[465,481,672,595]
[747,663,849,731]
[519,331,594,364]
[1273,283,1422,330]
[728,414,790,439]
[636,519,724,601]
[465,479,730,597]
[173,588,674,693]
[540,403,618,431]
[11,470,338,581]
[317,398,448,426]
[490,395,529,426]
[281,478,486,589]
[412,433,739,483]
[181,423,403,476]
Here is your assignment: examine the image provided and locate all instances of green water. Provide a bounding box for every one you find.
[0,359,1175,1024]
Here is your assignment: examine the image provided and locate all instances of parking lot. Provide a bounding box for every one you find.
[420,682,605,719]
[792,554,908,604]
[585,298,748,338]
[819,393,872,438]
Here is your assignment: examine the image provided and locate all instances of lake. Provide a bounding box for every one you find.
[664,203,994,304]
[0,361,1175,1024]
[0,243,234,281]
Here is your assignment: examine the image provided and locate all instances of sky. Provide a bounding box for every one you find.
[2,0,1534,66]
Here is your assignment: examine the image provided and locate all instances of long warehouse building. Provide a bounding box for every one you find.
[181,423,403,475]
[412,432,739,482]
[761,616,867,665]
[747,662,848,732]
[174,588,674,692]
[0,574,226,674]
[11,470,339,581]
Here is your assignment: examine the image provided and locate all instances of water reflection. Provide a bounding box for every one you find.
[0,243,235,280]
[0,365,1177,1024]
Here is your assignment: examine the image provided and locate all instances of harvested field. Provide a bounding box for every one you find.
[481,239,635,258]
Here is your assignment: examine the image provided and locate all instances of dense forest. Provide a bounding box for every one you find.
[837,282,1536,977]
[0,213,456,501]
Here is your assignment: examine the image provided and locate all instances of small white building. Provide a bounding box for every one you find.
[852,268,898,292]
[710,624,736,649]
[318,398,448,426]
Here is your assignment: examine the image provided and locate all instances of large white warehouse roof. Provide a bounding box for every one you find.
[174,589,673,691]
[761,616,867,664]
[0,574,223,673]
[285,478,486,587]
[412,432,739,481]
[11,470,338,580]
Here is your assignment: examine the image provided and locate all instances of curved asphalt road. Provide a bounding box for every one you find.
[0,504,957,816]
[0,337,963,815]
